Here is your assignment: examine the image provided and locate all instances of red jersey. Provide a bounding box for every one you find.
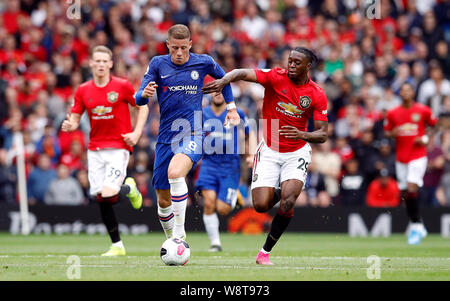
[71,76,137,152]
[384,103,437,163]
[366,177,400,207]
[255,68,328,153]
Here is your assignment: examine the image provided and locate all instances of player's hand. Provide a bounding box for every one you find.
[414,136,424,146]
[279,125,306,140]
[224,109,240,128]
[141,81,158,99]
[122,131,140,146]
[414,135,428,146]
[389,127,400,137]
[201,79,227,94]
[61,114,75,132]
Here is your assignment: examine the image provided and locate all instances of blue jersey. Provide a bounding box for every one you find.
[136,53,234,145]
[202,106,250,167]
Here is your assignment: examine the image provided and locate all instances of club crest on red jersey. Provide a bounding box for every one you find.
[252,173,258,182]
[411,113,421,122]
[299,96,311,109]
[107,91,119,103]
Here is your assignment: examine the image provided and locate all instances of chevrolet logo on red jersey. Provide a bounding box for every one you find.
[92,106,112,115]
[277,102,302,114]
[107,91,119,103]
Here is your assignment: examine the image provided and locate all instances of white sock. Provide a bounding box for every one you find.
[203,213,221,246]
[169,177,188,238]
[260,248,270,254]
[158,204,174,238]
[112,241,124,248]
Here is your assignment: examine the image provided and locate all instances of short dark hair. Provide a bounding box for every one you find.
[292,47,318,65]
[168,24,191,40]
[400,82,414,90]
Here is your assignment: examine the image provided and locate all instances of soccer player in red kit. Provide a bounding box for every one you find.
[202,47,328,265]
[61,46,149,256]
[384,82,437,245]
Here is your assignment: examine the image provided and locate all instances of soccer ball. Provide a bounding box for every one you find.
[160,238,190,266]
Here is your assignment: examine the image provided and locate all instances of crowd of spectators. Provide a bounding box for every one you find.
[0,0,449,208]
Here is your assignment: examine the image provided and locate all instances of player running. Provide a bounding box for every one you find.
[135,24,240,240]
[384,82,437,245]
[202,47,328,265]
[61,46,148,256]
[196,90,255,252]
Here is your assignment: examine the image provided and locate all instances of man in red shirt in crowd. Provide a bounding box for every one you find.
[61,46,149,256]
[366,168,400,207]
[203,47,328,265]
[384,82,438,245]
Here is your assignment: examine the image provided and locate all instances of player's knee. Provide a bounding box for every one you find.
[203,200,216,214]
[167,168,181,180]
[216,203,232,216]
[280,195,297,213]
[253,200,269,213]
[168,154,192,179]
[407,183,419,194]
[101,186,119,198]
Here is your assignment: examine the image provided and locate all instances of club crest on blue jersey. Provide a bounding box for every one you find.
[190,70,199,80]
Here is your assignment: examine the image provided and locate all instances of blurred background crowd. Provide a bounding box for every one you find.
[0,0,449,208]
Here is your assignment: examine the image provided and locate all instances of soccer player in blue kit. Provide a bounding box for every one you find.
[135,24,240,240]
[196,89,255,252]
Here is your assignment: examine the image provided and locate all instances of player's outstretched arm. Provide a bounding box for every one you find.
[279,120,328,143]
[61,113,81,132]
[122,104,149,146]
[202,69,258,94]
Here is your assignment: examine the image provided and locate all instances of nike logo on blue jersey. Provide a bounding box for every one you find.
[161,74,171,78]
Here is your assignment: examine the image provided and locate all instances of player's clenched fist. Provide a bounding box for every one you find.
[141,81,158,99]
[224,109,240,127]
[121,132,140,146]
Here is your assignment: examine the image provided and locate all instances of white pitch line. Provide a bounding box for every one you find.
[0,262,154,267]
[1,255,450,261]
[304,256,450,261]
[1,263,448,272]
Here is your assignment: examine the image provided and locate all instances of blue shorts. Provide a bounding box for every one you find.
[195,157,241,207]
[153,135,204,190]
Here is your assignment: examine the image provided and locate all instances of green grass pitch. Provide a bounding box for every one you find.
[0,232,449,281]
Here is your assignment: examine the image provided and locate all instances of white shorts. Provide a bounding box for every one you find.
[395,156,428,190]
[87,149,130,195]
[251,140,312,190]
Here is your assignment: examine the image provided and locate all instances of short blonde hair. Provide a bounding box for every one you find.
[168,24,190,40]
[91,45,113,59]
